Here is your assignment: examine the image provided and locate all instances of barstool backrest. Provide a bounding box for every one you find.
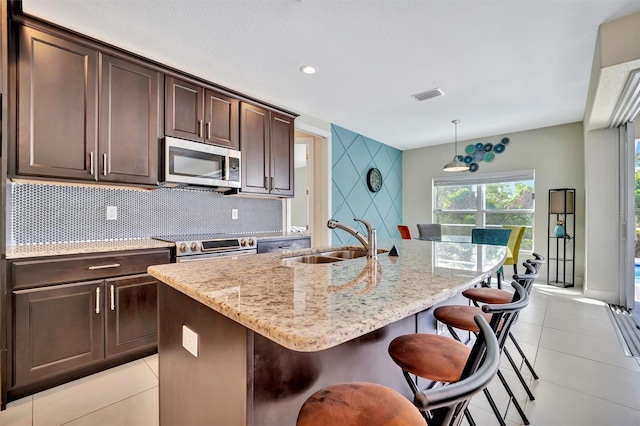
[480,281,529,352]
[414,314,500,426]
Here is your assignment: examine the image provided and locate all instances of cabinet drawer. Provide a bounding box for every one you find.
[11,249,171,290]
[257,237,311,254]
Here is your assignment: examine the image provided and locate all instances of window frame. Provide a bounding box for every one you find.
[433,170,535,250]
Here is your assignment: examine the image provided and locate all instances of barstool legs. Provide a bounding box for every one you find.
[509,331,540,379]
[496,370,530,425]
[503,347,535,400]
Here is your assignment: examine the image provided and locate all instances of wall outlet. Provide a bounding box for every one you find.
[232,209,238,220]
[182,325,198,357]
[106,206,118,221]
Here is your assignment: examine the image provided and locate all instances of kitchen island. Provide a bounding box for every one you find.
[147,239,506,425]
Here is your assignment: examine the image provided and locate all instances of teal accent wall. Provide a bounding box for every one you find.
[331,124,402,244]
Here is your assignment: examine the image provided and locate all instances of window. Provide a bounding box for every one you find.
[433,171,535,251]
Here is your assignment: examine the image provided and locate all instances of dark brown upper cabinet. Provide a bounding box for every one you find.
[165,76,239,149]
[16,25,161,185]
[17,26,98,180]
[100,54,161,185]
[240,103,294,197]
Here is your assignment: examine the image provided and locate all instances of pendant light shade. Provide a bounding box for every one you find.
[443,119,469,172]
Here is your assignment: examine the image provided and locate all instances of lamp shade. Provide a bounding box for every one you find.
[549,190,574,214]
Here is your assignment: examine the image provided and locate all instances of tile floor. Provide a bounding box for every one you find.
[1,283,640,426]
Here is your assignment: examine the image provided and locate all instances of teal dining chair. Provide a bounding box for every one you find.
[471,228,511,289]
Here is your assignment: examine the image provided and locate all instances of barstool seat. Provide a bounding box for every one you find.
[433,305,491,332]
[388,333,470,383]
[296,382,425,426]
[462,287,512,304]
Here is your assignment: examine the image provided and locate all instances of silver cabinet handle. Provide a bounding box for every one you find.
[270,177,274,191]
[95,287,100,314]
[264,176,268,189]
[206,122,211,139]
[110,284,115,311]
[198,120,203,138]
[88,263,120,270]
[90,152,94,175]
[102,153,107,176]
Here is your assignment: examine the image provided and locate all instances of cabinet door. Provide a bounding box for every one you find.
[105,274,158,357]
[270,112,295,197]
[240,102,270,195]
[100,54,161,184]
[204,89,239,149]
[165,76,204,142]
[14,281,104,386]
[17,25,98,180]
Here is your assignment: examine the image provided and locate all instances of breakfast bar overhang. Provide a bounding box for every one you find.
[147,239,506,425]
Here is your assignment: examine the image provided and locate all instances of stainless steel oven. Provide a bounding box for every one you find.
[161,137,241,189]
[152,234,257,262]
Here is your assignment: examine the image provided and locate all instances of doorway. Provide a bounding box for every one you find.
[286,123,331,248]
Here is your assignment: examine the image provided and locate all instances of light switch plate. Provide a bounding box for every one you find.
[232,209,238,220]
[182,325,199,357]
[106,206,118,221]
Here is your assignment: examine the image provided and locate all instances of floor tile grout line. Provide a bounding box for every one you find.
[56,386,159,426]
[536,336,640,371]
[522,377,640,414]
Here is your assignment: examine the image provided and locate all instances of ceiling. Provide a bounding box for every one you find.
[20,0,640,151]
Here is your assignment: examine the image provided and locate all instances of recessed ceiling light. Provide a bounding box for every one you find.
[300,65,317,75]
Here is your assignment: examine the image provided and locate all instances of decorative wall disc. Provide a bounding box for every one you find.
[460,137,510,171]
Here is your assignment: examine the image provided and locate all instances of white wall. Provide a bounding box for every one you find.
[403,122,585,283]
[584,127,620,302]
[581,12,640,304]
[291,165,307,227]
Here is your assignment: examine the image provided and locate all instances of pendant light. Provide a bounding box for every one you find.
[443,119,469,172]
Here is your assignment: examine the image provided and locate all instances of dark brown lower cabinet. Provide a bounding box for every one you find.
[14,280,105,385]
[6,249,170,404]
[105,274,158,357]
[13,274,160,388]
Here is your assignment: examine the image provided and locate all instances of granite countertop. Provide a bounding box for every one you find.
[147,239,506,352]
[5,238,175,259]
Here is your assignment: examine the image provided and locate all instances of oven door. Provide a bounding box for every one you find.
[176,249,257,263]
[163,137,234,187]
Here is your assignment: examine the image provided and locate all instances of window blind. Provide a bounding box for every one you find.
[433,169,534,187]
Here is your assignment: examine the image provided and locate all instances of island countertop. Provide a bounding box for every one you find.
[147,239,505,352]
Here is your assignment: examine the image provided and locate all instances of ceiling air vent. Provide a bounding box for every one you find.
[412,88,444,102]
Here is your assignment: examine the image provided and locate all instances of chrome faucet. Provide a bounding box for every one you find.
[327,218,378,260]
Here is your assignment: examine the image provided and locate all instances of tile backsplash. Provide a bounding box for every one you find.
[7,182,283,245]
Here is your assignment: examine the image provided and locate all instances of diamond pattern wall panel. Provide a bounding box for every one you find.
[331,124,402,244]
[8,183,282,244]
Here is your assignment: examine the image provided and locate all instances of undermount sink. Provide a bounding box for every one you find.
[319,250,368,259]
[283,249,377,264]
[285,255,344,264]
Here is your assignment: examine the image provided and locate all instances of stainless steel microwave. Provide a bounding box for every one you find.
[161,137,241,188]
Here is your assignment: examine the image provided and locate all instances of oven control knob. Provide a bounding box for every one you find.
[240,239,247,247]
[190,242,199,252]
[179,243,187,253]
[248,238,255,247]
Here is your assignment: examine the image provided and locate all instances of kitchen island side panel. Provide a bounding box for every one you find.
[159,283,418,425]
[158,284,250,426]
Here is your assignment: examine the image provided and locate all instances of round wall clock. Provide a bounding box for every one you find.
[366,168,383,192]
